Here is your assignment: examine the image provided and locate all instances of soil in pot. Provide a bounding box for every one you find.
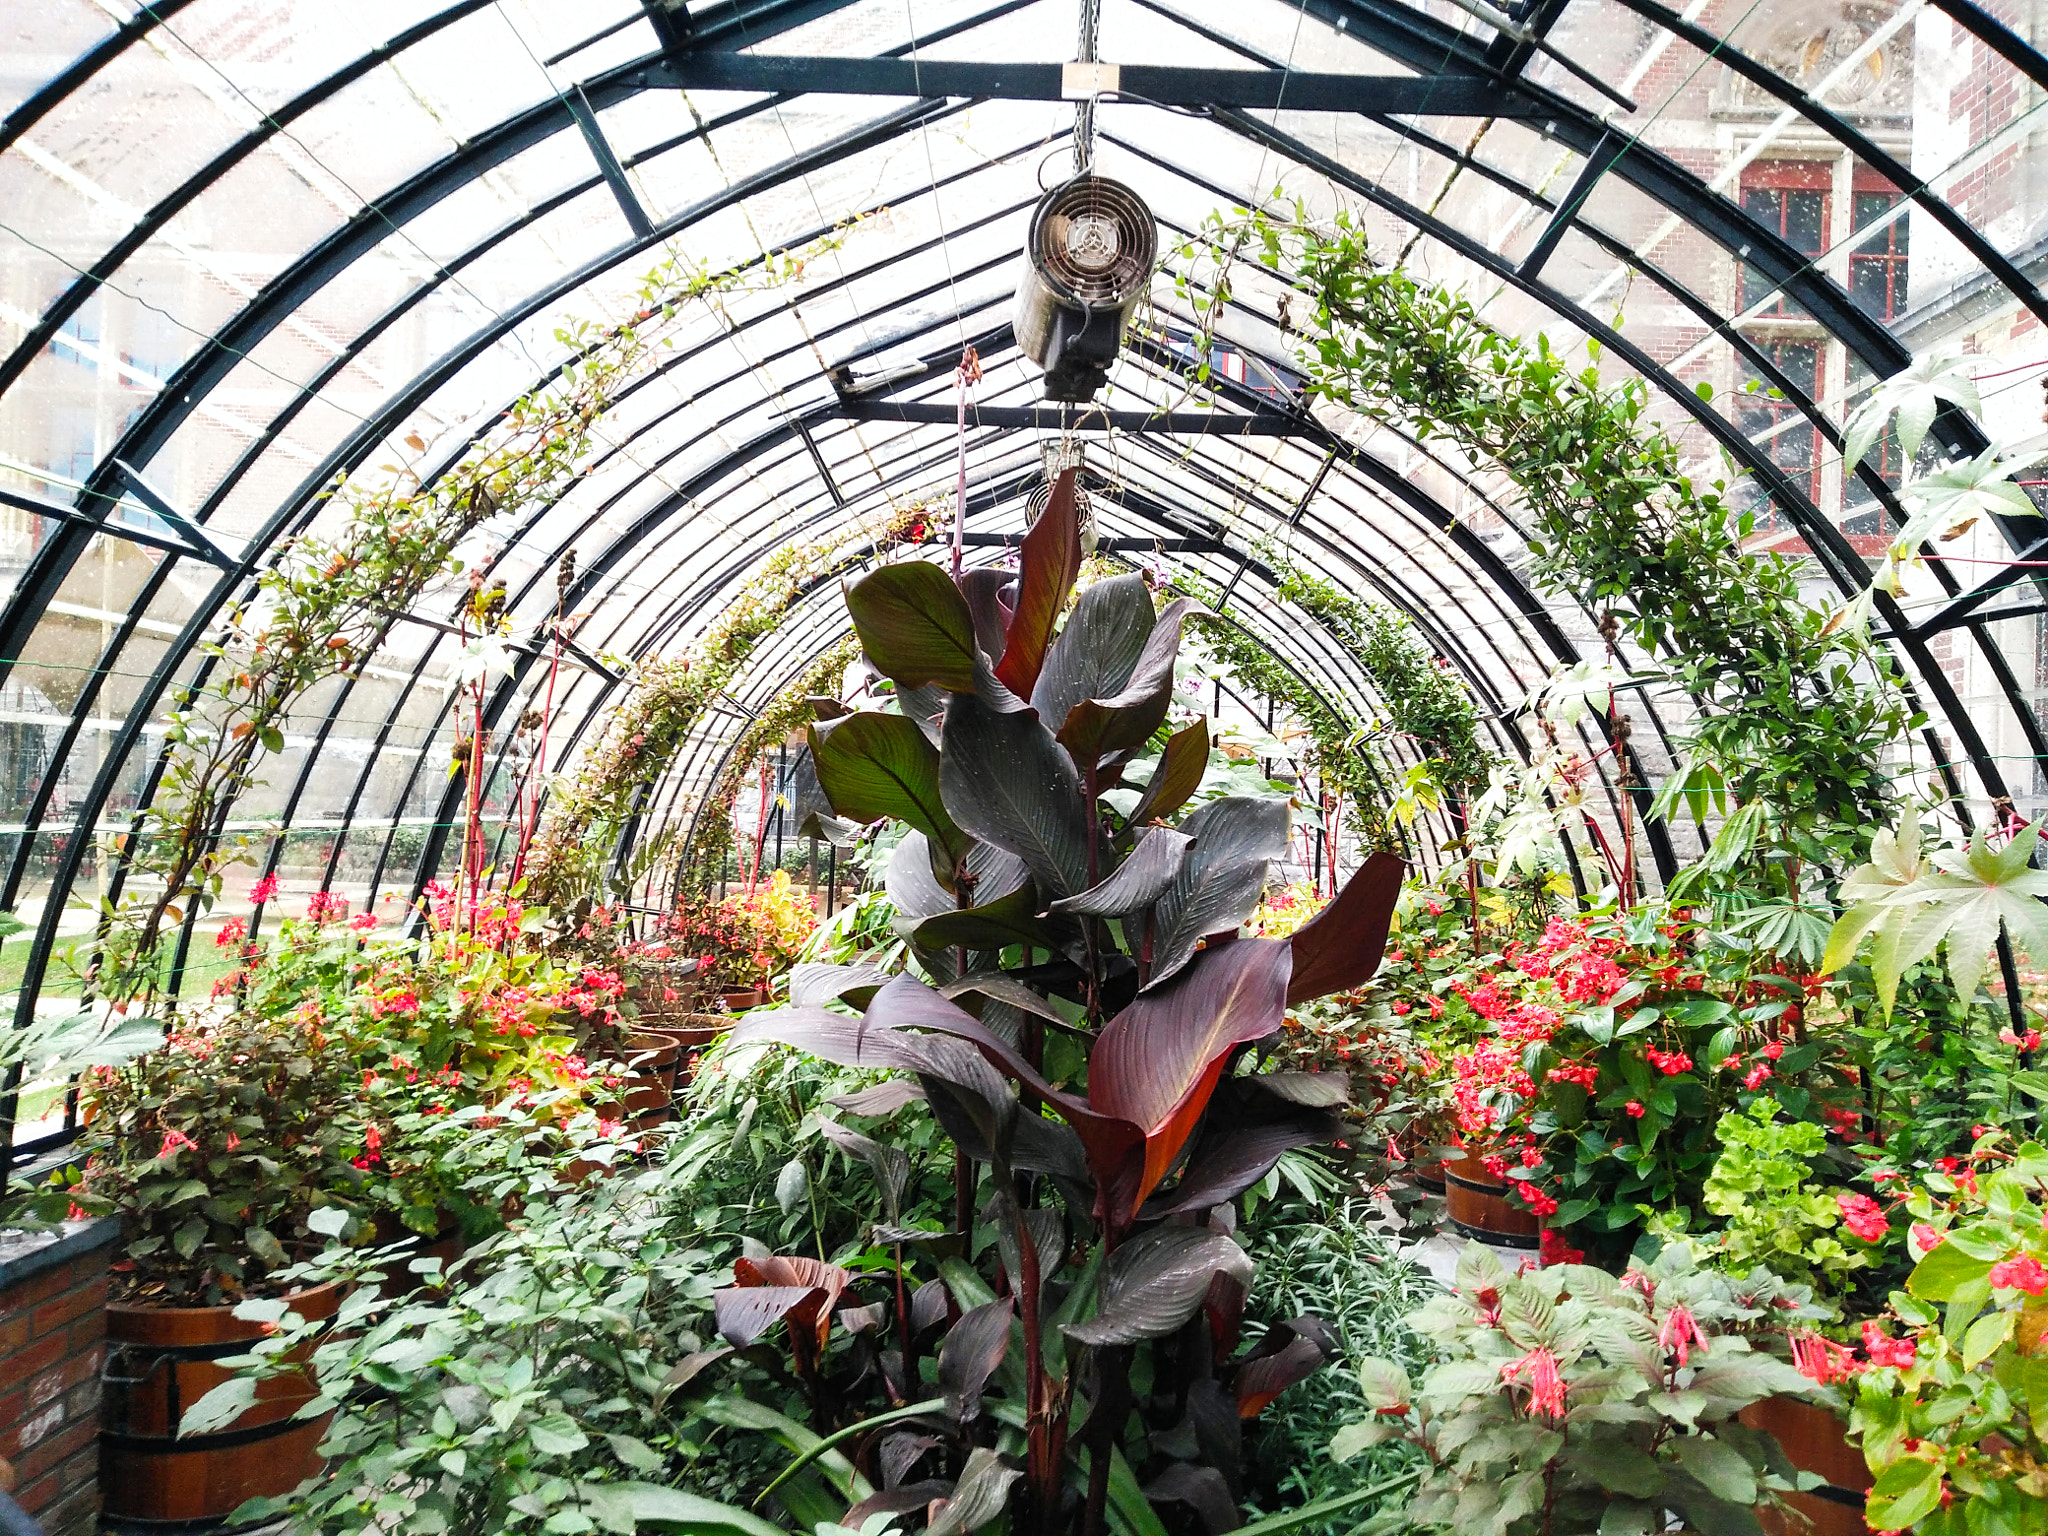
[102,1279,343,1528]
[1740,1394,1870,1536]
[1441,1147,1540,1249]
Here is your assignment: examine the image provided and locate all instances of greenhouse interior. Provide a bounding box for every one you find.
[8,0,2048,1533]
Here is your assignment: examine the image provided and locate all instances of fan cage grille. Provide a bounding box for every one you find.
[1031,177,1157,306]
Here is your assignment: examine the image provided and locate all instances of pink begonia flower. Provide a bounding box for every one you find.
[1837,1192,1890,1243]
[1989,1253,2048,1296]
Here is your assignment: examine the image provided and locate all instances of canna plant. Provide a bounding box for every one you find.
[720,470,1405,1536]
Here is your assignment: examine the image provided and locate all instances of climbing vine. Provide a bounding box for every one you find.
[1183,205,1919,873]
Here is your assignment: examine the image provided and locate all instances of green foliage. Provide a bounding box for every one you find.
[1345,1241,1822,1534]
[73,1014,375,1303]
[1238,1205,1439,1531]
[1702,1100,1867,1296]
[1189,206,1921,877]
[1848,1136,2048,1532]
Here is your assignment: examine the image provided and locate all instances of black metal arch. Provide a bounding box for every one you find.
[1,0,2044,1069]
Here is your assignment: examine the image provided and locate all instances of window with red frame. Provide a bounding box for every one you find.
[1849,188,1910,322]
[1739,162,1829,315]
[1737,340,1824,518]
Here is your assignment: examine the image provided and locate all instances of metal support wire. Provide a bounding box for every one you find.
[1074,0,1102,173]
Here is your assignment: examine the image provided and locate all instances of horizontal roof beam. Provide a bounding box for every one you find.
[641,55,1541,114]
[833,400,1305,434]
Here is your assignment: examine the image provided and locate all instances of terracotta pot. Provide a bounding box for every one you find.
[102,1279,343,1527]
[720,987,768,1013]
[1441,1147,1540,1249]
[1741,1394,1870,1536]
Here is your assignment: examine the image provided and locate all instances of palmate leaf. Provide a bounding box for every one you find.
[1842,350,1981,471]
[1825,819,2048,1013]
[845,561,980,692]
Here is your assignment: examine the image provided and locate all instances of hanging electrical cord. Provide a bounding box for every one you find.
[1073,0,1102,174]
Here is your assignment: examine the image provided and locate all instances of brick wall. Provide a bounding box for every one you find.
[0,1219,118,1536]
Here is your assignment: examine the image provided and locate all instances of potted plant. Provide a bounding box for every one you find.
[1832,1130,2048,1533]
[73,1012,375,1525]
[1335,1239,1827,1533]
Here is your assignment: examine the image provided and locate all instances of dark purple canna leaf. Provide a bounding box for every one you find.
[940,973,1072,1027]
[837,1302,889,1335]
[880,1435,945,1490]
[1140,1111,1342,1219]
[1203,1269,1247,1356]
[910,1279,952,1337]
[1144,1462,1241,1534]
[827,1080,927,1117]
[886,831,955,921]
[845,561,980,692]
[939,693,1095,900]
[846,1481,951,1527]
[1285,849,1405,1005]
[1063,1225,1253,1346]
[938,1296,1014,1421]
[897,683,948,746]
[1124,718,1211,835]
[1031,573,1158,734]
[923,1077,1093,1186]
[958,567,1014,663]
[992,468,1082,699]
[1143,797,1291,989]
[810,712,971,878]
[787,961,888,1010]
[817,1117,911,1224]
[1050,827,1191,919]
[713,1285,826,1349]
[1087,939,1293,1219]
[1231,1318,1334,1417]
[1054,598,1200,770]
[913,884,1068,955]
[926,1448,1024,1536]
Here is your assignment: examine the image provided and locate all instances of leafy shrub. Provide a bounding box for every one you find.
[76,1014,374,1303]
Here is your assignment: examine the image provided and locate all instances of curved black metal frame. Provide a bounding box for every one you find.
[5,0,2048,1170]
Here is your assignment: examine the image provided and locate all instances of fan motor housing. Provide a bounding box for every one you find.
[1014,175,1157,403]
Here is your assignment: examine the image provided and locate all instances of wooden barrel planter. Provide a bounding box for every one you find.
[1441,1148,1540,1249]
[622,1033,680,1128]
[101,1280,343,1528]
[1741,1395,1870,1536]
